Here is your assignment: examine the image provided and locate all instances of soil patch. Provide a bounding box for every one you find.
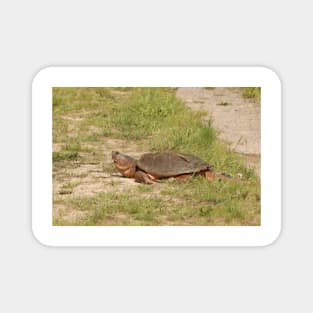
[176,87,260,175]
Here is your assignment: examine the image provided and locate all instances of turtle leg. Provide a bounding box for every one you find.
[134,171,156,184]
[204,171,216,181]
[175,174,192,182]
[204,171,230,182]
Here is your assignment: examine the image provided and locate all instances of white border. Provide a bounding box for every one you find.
[32,67,281,247]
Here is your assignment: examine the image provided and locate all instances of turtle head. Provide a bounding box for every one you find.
[112,151,137,178]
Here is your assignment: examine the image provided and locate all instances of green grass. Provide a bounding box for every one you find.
[53,87,260,226]
[242,87,261,100]
[53,151,79,162]
[54,176,260,225]
[58,181,81,195]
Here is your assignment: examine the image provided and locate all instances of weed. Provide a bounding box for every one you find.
[217,101,231,106]
[242,87,261,100]
[59,181,80,195]
[53,151,79,162]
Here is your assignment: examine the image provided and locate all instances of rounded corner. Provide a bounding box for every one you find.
[31,225,54,248]
[261,224,282,247]
[259,66,282,88]
[32,66,55,88]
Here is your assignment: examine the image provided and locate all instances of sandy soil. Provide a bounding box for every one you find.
[176,87,260,176]
[53,138,144,196]
[53,138,147,222]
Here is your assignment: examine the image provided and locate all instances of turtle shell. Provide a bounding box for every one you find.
[137,152,212,178]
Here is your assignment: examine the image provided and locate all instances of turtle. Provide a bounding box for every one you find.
[112,151,229,184]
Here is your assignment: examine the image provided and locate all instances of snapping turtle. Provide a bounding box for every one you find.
[112,151,226,184]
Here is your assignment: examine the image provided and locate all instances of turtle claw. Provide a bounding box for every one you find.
[134,171,155,184]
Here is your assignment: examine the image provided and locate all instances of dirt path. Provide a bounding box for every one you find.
[176,88,260,175]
